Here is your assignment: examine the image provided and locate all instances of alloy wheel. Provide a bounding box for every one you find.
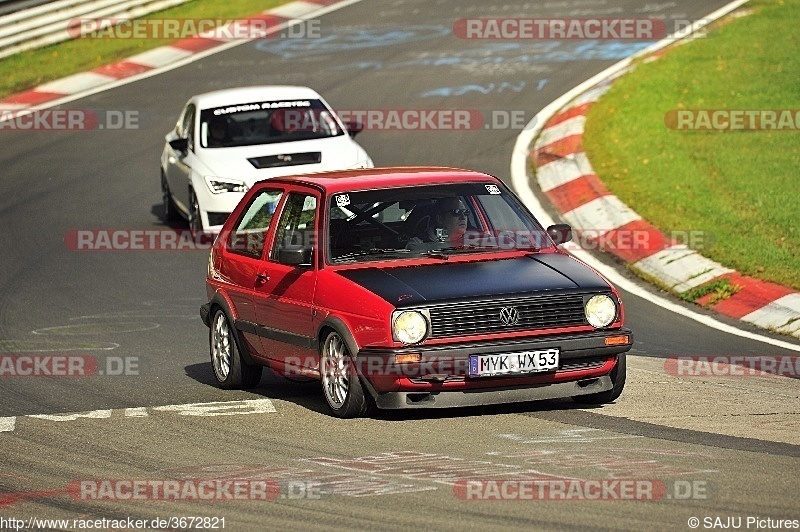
[321,332,349,408]
[211,311,231,381]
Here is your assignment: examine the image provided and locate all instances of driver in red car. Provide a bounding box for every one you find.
[407,197,469,249]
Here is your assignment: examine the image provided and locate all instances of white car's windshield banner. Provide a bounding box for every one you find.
[213,100,312,116]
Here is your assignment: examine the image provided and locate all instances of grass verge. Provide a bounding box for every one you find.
[583,0,799,291]
[679,278,742,306]
[0,0,293,99]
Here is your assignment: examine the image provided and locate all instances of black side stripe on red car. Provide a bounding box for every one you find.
[235,319,317,350]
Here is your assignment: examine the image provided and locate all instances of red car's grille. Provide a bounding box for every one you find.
[427,293,589,338]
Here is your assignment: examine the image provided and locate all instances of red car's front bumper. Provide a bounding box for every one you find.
[354,329,632,409]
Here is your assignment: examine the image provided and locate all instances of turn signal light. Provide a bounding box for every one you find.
[395,353,422,364]
[605,335,630,346]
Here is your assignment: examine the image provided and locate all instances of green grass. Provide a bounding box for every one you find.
[583,0,800,290]
[679,278,742,306]
[0,0,292,99]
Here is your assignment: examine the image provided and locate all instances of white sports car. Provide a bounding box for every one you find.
[160,86,373,233]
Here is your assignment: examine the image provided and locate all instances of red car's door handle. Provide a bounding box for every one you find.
[255,273,270,284]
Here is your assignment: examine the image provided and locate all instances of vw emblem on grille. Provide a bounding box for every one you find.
[499,306,520,326]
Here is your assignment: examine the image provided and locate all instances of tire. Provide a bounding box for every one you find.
[572,353,626,405]
[161,172,180,223]
[189,190,202,237]
[319,330,372,418]
[210,309,262,389]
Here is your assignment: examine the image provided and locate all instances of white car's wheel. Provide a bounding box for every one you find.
[189,190,202,236]
[161,173,180,222]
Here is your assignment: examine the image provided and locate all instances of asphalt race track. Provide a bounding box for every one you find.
[0,0,798,530]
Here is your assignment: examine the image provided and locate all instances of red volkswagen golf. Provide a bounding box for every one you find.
[201,167,633,417]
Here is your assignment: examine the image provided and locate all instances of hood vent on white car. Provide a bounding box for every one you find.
[247,152,322,169]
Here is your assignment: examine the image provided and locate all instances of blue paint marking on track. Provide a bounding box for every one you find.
[421,82,527,98]
[255,25,451,58]
[328,40,655,72]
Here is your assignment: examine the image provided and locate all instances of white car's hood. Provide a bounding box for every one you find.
[196,135,370,187]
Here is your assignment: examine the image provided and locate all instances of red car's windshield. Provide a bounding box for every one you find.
[328,183,549,263]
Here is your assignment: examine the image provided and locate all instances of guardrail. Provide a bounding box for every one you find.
[0,0,192,60]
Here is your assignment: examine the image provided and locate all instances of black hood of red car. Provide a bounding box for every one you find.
[336,253,610,306]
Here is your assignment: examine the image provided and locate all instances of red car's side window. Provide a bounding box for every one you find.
[227,189,284,258]
[270,193,318,265]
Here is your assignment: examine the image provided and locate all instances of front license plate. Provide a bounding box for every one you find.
[469,349,559,377]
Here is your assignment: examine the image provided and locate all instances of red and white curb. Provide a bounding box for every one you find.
[0,0,355,114]
[530,39,800,340]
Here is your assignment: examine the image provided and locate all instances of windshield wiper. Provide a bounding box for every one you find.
[333,248,413,262]
[421,246,540,260]
[419,247,478,260]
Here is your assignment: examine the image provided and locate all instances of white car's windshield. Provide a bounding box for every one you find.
[200,99,344,148]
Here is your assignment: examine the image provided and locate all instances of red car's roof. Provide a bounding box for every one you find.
[254,167,500,194]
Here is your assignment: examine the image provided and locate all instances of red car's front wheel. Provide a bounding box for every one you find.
[210,309,262,390]
[320,330,372,418]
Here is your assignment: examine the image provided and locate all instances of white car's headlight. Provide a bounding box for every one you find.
[392,310,429,344]
[585,294,617,328]
[204,176,248,194]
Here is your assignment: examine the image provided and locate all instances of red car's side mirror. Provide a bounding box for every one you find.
[546,224,572,245]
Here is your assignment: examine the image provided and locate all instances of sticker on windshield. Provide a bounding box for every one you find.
[485,184,501,195]
[212,100,312,116]
[335,194,351,207]
[303,196,317,210]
